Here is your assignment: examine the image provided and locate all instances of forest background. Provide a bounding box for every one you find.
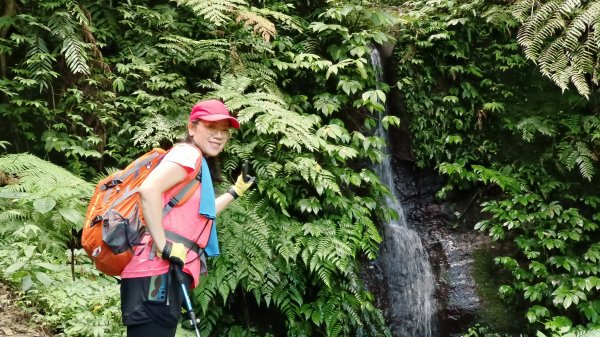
[0,0,599,337]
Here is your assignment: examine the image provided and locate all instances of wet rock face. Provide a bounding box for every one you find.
[374,158,493,337]
[363,44,513,337]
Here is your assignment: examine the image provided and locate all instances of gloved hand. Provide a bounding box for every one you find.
[228,161,255,199]
[159,241,187,267]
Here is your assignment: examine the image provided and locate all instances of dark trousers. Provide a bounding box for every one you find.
[121,267,192,337]
[127,320,177,337]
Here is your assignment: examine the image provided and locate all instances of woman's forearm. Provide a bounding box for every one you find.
[215,192,235,215]
[139,186,167,253]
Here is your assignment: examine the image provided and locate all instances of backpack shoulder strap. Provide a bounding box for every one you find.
[161,144,203,216]
[161,169,201,217]
[148,145,205,261]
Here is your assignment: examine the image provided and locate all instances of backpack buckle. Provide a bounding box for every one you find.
[167,197,179,208]
[101,179,123,190]
[90,215,103,227]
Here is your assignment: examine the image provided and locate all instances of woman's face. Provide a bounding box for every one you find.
[189,120,231,157]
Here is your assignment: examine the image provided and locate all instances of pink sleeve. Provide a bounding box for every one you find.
[162,144,201,178]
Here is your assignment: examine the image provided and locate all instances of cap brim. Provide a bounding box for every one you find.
[198,115,240,129]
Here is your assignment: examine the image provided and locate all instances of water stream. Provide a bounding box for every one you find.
[370,48,437,337]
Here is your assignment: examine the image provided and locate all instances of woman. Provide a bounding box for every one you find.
[119,100,253,337]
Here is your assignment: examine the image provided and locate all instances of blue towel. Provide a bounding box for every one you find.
[199,157,220,257]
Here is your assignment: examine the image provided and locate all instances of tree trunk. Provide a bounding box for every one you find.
[0,0,18,78]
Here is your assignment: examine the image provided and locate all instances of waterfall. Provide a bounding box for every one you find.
[370,48,437,337]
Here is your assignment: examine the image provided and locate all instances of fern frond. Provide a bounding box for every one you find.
[233,58,278,84]
[583,115,600,133]
[171,0,247,26]
[572,41,595,74]
[513,0,537,22]
[521,15,564,60]
[237,10,276,42]
[62,37,90,75]
[570,71,590,97]
[563,115,583,133]
[516,117,557,141]
[255,7,304,33]
[49,11,91,75]
[0,154,92,195]
[563,1,600,51]
[0,211,28,223]
[25,36,56,91]
[557,141,597,180]
[517,1,560,52]
[515,0,600,97]
[299,38,321,54]
[578,329,600,337]
[131,113,181,148]
[558,0,583,17]
[203,75,323,152]
[156,36,229,65]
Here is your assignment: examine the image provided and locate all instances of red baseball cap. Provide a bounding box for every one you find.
[189,100,240,129]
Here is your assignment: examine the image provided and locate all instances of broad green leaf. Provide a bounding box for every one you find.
[33,197,56,214]
[21,275,33,292]
[5,261,26,274]
[35,272,53,287]
[58,207,84,224]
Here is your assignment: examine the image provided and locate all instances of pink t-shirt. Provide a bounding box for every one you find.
[121,144,212,288]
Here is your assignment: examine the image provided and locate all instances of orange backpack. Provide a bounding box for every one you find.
[82,146,202,276]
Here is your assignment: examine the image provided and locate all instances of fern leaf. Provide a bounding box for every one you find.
[516,117,556,141]
[237,10,276,42]
[563,1,600,51]
[578,329,600,337]
[62,37,90,75]
[558,0,583,17]
[513,0,538,22]
[0,154,91,194]
[25,36,56,91]
[517,0,560,53]
[156,36,229,64]
[255,7,304,33]
[515,0,600,97]
[49,11,91,76]
[171,0,247,26]
[575,141,597,180]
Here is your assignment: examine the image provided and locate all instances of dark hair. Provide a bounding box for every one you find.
[181,121,224,183]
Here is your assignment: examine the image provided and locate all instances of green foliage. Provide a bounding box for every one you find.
[1,0,398,335]
[0,154,122,336]
[2,0,598,336]
[578,329,600,337]
[513,0,600,97]
[0,238,124,337]
[391,0,600,335]
[461,323,521,337]
[0,154,92,255]
[442,162,600,335]
[172,0,248,27]
[392,0,526,171]
[188,2,399,332]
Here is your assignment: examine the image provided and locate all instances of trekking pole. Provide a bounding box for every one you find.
[173,265,202,337]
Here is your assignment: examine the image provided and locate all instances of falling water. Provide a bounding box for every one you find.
[370,48,436,337]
